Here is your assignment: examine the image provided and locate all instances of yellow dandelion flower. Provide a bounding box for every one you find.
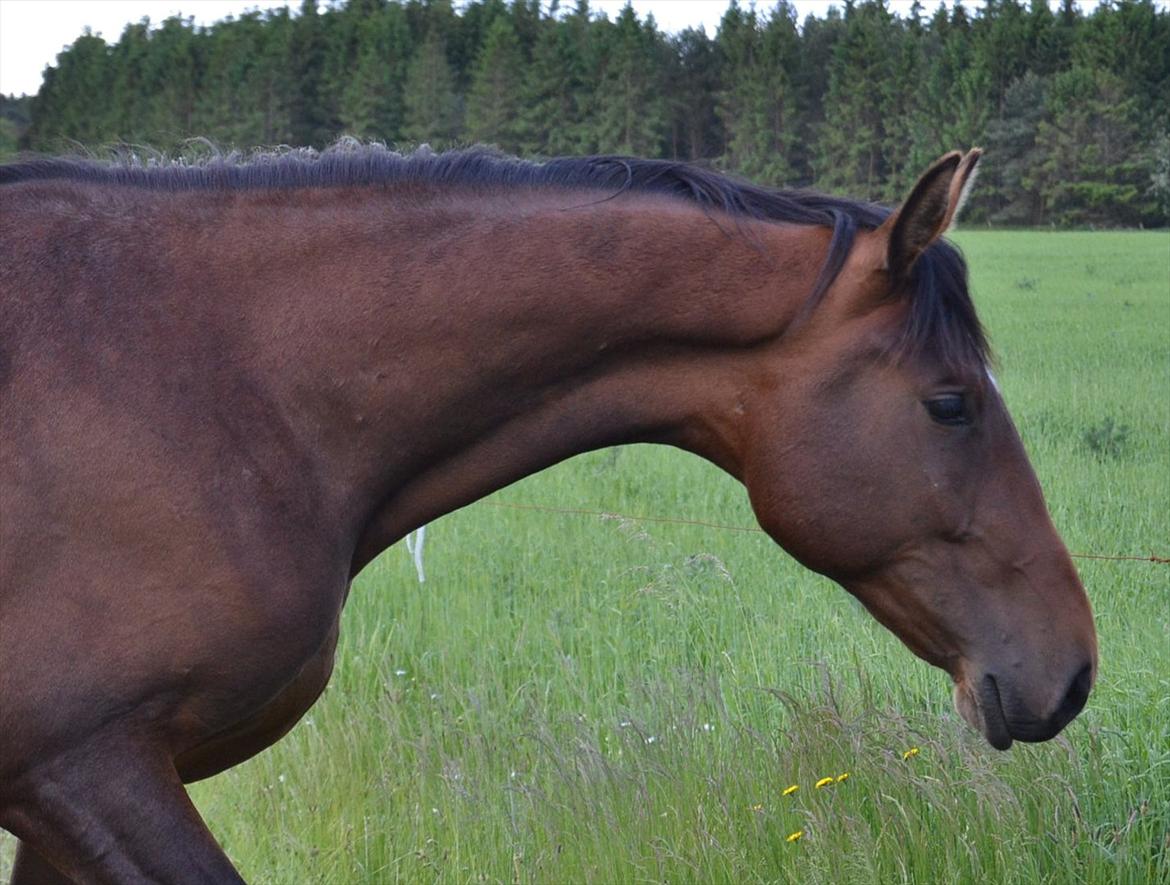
[786,830,804,843]
[814,776,834,789]
[902,747,920,760]
[782,784,799,797]
[836,772,850,783]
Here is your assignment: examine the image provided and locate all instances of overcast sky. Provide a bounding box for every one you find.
[0,0,970,97]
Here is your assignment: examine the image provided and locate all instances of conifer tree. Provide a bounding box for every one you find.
[521,4,590,155]
[194,11,293,147]
[402,31,461,145]
[466,15,526,151]
[816,0,900,198]
[716,2,800,185]
[29,31,113,149]
[981,71,1050,223]
[592,4,666,156]
[879,5,927,197]
[1033,67,1156,225]
[793,7,846,182]
[107,21,153,142]
[145,16,200,140]
[450,0,509,90]
[1023,0,1065,76]
[339,4,412,140]
[669,27,720,161]
[290,0,330,146]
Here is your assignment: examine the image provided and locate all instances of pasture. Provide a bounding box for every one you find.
[2,229,1167,883]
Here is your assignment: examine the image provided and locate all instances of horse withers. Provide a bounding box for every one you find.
[0,146,1096,882]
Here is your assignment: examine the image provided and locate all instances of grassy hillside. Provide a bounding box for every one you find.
[2,230,1167,882]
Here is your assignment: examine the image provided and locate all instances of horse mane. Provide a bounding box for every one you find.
[0,142,988,371]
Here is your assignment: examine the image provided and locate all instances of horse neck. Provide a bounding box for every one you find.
[221,188,827,571]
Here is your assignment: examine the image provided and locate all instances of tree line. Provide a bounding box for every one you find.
[5,0,1169,227]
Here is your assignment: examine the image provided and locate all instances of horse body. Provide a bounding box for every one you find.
[0,148,1095,882]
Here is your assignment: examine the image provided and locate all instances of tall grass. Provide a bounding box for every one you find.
[2,231,1167,882]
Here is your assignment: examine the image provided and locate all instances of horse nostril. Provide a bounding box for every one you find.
[1053,662,1093,730]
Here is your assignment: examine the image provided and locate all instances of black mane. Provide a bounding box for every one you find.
[0,143,988,370]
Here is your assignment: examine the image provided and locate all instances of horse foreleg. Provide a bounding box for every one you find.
[4,736,243,884]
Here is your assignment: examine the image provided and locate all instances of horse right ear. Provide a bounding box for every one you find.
[877,149,981,282]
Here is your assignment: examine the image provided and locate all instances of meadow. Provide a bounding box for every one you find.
[2,230,1167,883]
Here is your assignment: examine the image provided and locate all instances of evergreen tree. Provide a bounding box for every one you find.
[916,1,988,166]
[194,10,294,147]
[520,3,592,155]
[716,2,801,185]
[508,0,543,62]
[1023,0,1066,76]
[451,0,509,90]
[338,3,412,140]
[817,0,901,199]
[1074,0,1169,129]
[402,31,461,145]
[290,0,330,147]
[971,0,1029,116]
[881,1,946,195]
[28,31,113,149]
[793,7,846,183]
[1148,130,1170,221]
[403,0,462,83]
[255,9,297,144]
[668,27,720,161]
[107,21,154,141]
[105,15,200,145]
[1032,67,1157,225]
[981,71,1050,223]
[0,95,32,158]
[466,15,526,151]
[592,4,666,156]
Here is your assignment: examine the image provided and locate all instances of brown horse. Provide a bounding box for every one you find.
[0,145,1096,883]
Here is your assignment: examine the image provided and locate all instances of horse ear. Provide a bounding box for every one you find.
[878,149,982,281]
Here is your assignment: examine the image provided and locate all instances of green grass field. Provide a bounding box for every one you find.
[2,230,1167,883]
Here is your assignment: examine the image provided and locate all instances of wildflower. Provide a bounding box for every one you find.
[814,777,834,789]
[836,773,850,783]
[750,803,764,813]
[782,784,799,797]
[902,747,920,760]
[786,830,803,843]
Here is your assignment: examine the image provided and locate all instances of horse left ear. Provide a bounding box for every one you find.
[877,149,982,281]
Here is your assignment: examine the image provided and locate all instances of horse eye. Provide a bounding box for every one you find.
[925,394,968,425]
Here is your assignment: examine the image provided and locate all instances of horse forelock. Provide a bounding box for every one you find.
[898,239,991,374]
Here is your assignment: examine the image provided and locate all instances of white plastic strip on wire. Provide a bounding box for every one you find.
[404,525,426,583]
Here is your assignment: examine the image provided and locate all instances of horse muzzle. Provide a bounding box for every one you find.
[953,660,1095,751]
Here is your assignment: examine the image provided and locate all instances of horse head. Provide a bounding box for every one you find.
[739,152,1097,749]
